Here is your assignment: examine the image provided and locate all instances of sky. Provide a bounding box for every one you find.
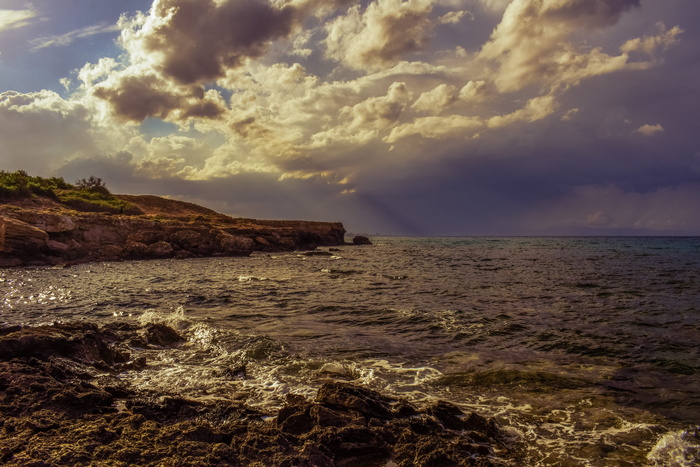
[1,0,699,236]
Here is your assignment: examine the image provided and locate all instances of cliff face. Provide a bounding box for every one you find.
[0,195,345,267]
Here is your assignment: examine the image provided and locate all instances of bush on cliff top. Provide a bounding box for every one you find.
[0,170,140,214]
[0,170,71,199]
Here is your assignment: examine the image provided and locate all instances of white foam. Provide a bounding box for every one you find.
[238,275,268,282]
[648,427,700,467]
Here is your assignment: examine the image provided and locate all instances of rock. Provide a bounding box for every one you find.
[143,323,184,347]
[216,231,255,255]
[123,240,149,257]
[46,239,70,252]
[427,400,466,430]
[167,229,204,250]
[9,212,76,233]
[0,216,49,255]
[0,321,511,466]
[352,235,372,245]
[316,382,394,420]
[146,241,174,257]
[1,195,346,267]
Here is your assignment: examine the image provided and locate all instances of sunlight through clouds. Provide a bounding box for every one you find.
[2,0,698,234]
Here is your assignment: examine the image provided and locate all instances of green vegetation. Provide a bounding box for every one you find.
[0,170,140,214]
[0,170,71,199]
[56,188,140,214]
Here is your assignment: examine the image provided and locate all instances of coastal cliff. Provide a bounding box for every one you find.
[0,194,346,267]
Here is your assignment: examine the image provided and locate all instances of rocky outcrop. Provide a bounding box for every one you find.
[1,195,347,267]
[352,235,372,245]
[0,322,514,467]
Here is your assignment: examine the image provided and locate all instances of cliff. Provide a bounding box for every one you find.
[0,194,346,267]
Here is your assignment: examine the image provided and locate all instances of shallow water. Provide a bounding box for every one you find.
[2,237,700,466]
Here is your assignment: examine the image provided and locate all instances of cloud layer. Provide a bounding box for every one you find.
[3,0,699,234]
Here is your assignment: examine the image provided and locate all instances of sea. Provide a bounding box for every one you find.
[1,236,699,466]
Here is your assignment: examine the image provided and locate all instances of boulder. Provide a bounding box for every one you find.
[146,241,175,258]
[352,235,372,245]
[316,382,394,420]
[0,216,49,255]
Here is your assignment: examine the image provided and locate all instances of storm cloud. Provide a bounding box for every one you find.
[2,0,698,235]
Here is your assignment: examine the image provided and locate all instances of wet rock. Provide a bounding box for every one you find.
[277,404,316,435]
[427,400,466,430]
[352,235,372,245]
[0,322,120,366]
[143,323,184,347]
[316,382,394,420]
[393,399,420,418]
[316,425,391,465]
[0,321,511,466]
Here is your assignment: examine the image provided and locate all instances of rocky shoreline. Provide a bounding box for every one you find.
[1,194,352,268]
[0,322,515,466]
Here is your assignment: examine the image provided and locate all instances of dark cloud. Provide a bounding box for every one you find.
[93,74,181,121]
[92,73,226,122]
[145,0,297,85]
[544,0,641,29]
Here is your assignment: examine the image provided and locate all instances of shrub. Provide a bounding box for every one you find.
[0,170,71,199]
[75,176,110,195]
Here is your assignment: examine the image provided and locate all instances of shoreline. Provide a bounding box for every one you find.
[1,194,361,268]
[0,321,512,466]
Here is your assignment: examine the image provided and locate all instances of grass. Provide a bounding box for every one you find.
[0,170,140,214]
[56,189,141,214]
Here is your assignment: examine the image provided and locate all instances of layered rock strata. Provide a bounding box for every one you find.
[1,195,346,267]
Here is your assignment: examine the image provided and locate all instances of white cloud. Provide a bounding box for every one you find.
[412,83,457,113]
[0,90,98,174]
[633,123,664,137]
[323,0,437,71]
[620,23,683,55]
[0,8,36,32]
[30,22,121,51]
[478,0,648,92]
[487,96,557,128]
[478,0,513,12]
[385,114,482,143]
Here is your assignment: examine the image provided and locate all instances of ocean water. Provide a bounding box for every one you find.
[2,236,699,466]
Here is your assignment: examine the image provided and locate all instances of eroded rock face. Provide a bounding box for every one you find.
[0,200,346,267]
[0,322,514,467]
[0,216,50,267]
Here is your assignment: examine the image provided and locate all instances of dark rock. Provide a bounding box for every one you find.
[143,323,184,347]
[393,399,420,418]
[463,411,502,440]
[316,382,394,420]
[352,235,372,245]
[277,406,316,435]
[0,321,511,466]
[316,425,391,465]
[427,400,466,430]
